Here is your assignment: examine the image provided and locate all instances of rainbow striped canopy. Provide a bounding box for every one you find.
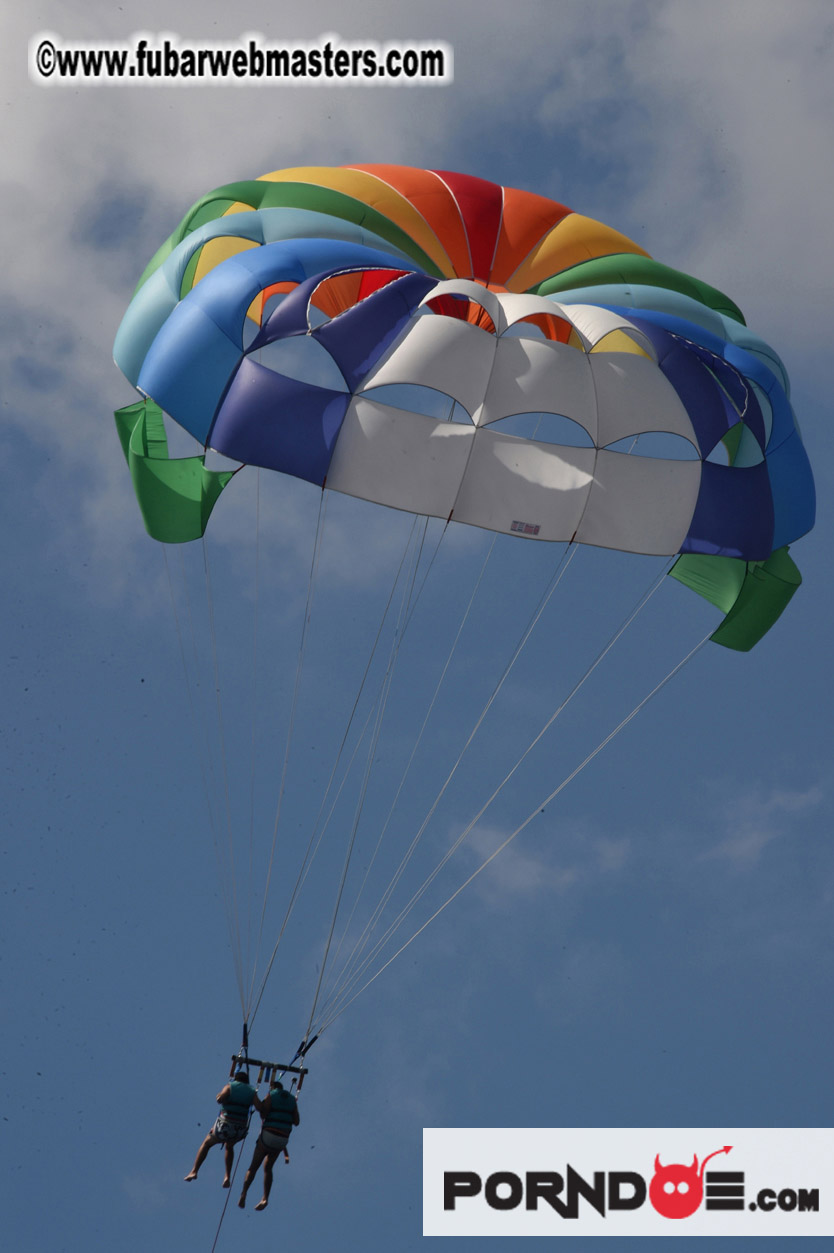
[114,165,815,649]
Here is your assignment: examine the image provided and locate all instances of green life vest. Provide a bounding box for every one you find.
[264,1086,297,1131]
[221,1079,256,1123]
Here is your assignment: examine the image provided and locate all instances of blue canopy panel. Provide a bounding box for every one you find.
[207,270,437,484]
[633,323,753,459]
[603,306,795,451]
[723,342,797,451]
[251,269,436,368]
[114,207,418,385]
[684,341,767,450]
[134,240,424,445]
[767,430,816,550]
[210,362,349,484]
[602,309,814,560]
[552,285,790,391]
[313,272,438,391]
[682,461,774,559]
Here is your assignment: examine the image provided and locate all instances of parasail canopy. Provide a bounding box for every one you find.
[114,164,814,648]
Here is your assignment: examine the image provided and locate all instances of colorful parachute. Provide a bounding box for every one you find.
[114,165,814,649]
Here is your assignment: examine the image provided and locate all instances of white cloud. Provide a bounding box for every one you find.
[704,783,824,864]
[459,818,632,910]
[467,821,580,899]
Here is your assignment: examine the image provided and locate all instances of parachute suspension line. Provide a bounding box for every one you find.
[201,535,247,1012]
[246,468,262,1002]
[400,508,441,621]
[285,523,442,1039]
[316,531,500,1013]
[315,556,674,1029]
[209,1121,251,1253]
[248,509,437,1031]
[162,548,246,1020]
[245,487,329,1017]
[277,516,429,910]
[247,513,424,1027]
[314,626,713,1035]
[315,538,579,1023]
[320,556,672,1022]
[301,512,433,1039]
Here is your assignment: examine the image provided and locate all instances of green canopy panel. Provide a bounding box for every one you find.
[114,399,235,543]
[669,547,802,651]
[533,253,745,324]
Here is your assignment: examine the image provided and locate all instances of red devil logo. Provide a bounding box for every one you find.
[649,1146,732,1218]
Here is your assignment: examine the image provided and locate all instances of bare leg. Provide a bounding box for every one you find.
[255,1152,278,1210]
[185,1133,218,1181]
[222,1142,235,1187]
[239,1141,267,1208]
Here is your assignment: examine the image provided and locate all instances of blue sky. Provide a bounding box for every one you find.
[3,2,833,1250]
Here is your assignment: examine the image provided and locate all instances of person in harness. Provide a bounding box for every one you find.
[185,1069,259,1187]
[238,1078,300,1210]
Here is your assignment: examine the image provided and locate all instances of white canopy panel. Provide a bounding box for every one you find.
[575,449,701,554]
[327,394,703,555]
[326,396,473,519]
[452,431,595,540]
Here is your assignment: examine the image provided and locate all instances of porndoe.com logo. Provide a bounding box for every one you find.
[423,1128,831,1237]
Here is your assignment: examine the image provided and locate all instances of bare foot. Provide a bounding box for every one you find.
[254,1199,268,1211]
[238,1195,246,1209]
[184,1173,198,1182]
[222,1178,231,1188]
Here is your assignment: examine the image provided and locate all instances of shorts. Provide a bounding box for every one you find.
[260,1127,289,1154]
[213,1113,247,1144]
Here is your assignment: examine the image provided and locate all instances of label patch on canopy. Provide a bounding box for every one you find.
[511,519,541,536]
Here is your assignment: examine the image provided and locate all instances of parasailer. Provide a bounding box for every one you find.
[184,1069,259,1187]
[238,1078,300,1211]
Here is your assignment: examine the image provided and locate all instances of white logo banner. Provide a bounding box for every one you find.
[423,1127,832,1237]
